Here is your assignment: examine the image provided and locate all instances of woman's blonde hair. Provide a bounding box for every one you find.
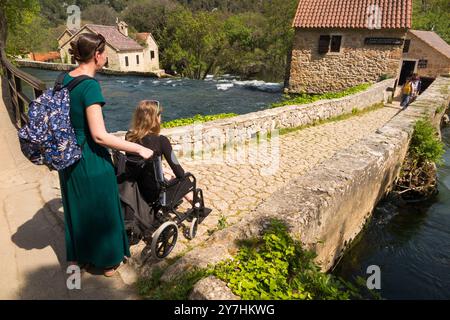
[126,100,162,143]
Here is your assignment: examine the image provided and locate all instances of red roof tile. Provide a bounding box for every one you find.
[30,51,61,62]
[293,0,412,29]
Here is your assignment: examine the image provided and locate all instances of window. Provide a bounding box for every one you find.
[150,51,155,60]
[330,35,342,52]
[418,59,428,68]
[125,56,129,67]
[318,35,331,54]
[319,35,342,54]
[403,39,411,53]
[136,55,139,65]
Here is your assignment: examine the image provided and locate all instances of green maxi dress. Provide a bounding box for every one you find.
[58,73,130,268]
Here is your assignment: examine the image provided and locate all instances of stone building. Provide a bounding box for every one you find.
[399,30,450,90]
[58,21,160,73]
[287,0,412,94]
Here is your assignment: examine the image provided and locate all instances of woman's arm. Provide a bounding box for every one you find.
[86,104,153,159]
[160,136,185,178]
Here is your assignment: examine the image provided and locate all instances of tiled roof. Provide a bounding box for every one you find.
[293,0,412,29]
[85,24,143,51]
[409,30,450,59]
[30,51,60,62]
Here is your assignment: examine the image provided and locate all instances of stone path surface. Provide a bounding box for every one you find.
[0,74,401,299]
[167,104,401,254]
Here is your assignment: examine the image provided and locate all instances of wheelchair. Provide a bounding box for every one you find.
[112,150,212,260]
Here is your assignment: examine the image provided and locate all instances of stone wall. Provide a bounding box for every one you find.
[155,77,450,299]
[403,32,450,78]
[287,28,406,94]
[115,79,395,157]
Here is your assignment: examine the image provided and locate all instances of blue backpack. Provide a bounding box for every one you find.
[18,72,94,171]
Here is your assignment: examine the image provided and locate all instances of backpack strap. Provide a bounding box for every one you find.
[65,75,96,92]
[54,72,67,91]
[54,72,97,92]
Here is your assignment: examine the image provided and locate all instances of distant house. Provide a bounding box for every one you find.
[58,20,160,73]
[135,32,160,72]
[400,30,450,89]
[286,0,412,94]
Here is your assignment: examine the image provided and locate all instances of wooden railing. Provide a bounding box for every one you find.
[0,53,47,128]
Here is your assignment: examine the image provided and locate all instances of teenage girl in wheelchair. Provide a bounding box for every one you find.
[113,100,211,260]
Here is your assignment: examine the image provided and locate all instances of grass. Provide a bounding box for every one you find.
[162,113,237,129]
[271,83,372,108]
[277,102,385,136]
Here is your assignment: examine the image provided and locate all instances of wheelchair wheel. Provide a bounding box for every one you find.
[185,217,198,240]
[151,221,178,260]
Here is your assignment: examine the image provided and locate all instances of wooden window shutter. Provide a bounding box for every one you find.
[318,35,331,54]
[330,35,342,52]
[403,39,411,53]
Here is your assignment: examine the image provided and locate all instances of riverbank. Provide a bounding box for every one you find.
[15,59,166,78]
[334,121,450,299]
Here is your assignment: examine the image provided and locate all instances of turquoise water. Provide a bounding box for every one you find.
[334,125,450,300]
[22,68,282,132]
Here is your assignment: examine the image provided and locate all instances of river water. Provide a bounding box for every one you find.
[334,125,450,300]
[21,68,282,132]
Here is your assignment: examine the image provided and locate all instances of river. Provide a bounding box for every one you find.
[21,68,282,132]
[334,125,450,300]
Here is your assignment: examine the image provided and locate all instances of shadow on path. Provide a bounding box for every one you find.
[10,198,138,300]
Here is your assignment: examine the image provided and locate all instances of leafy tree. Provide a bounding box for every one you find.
[83,4,118,25]
[161,8,226,79]
[413,0,450,42]
[121,0,180,42]
[0,0,40,56]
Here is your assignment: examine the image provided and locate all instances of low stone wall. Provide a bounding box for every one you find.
[116,79,395,155]
[155,77,449,299]
[15,59,162,77]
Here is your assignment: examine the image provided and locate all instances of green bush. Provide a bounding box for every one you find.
[162,113,237,128]
[271,83,372,108]
[410,119,445,165]
[211,220,361,300]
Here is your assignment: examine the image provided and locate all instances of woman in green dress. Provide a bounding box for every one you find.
[58,33,154,277]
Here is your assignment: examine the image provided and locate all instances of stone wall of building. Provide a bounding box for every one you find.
[115,79,395,157]
[156,76,450,299]
[287,28,407,94]
[403,33,450,78]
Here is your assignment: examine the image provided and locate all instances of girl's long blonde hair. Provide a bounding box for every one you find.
[126,100,162,143]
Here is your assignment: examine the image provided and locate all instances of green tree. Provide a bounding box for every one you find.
[0,0,40,56]
[83,4,118,25]
[121,0,179,42]
[413,0,450,42]
[161,8,226,79]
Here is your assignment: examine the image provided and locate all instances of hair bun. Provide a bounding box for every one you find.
[68,40,81,61]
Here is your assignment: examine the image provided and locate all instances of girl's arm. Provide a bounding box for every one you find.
[86,104,153,159]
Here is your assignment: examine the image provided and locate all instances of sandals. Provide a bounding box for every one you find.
[103,264,121,277]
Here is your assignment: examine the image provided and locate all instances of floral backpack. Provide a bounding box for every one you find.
[18,72,95,171]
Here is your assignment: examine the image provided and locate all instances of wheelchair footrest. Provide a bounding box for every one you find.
[197,208,212,224]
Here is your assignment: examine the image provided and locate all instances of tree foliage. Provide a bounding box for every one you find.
[3,0,449,79]
[413,0,450,43]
